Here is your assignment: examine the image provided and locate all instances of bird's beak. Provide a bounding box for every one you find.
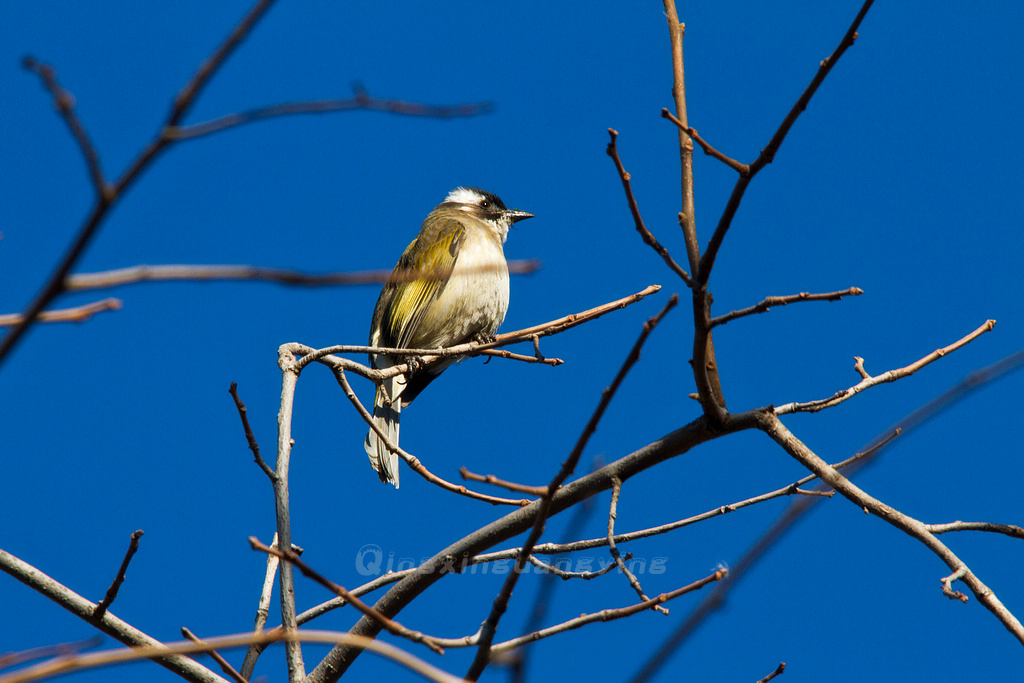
[507,209,535,224]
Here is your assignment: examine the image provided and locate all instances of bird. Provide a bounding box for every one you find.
[363,187,534,487]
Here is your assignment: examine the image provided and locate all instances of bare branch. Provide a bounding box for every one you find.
[328,362,528,506]
[240,533,282,679]
[291,283,663,381]
[169,88,493,141]
[606,128,692,284]
[697,0,876,285]
[924,521,1024,540]
[0,637,102,672]
[250,537,446,655]
[775,320,996,414]
[488,569,726,655]
[661,109,749,175]
[92,529,144,620]
[757,411,1024,644]
[20,57,110,198]
[64,259,540,292]
[0,298,122,327]
[167,0,275,126]
[229,382,276,481]
[636,350,1024,681]
[0,549,222,682]
[0,630,464,683]
[607,477,668,614]
[181,628,247,683]
[460,468,548,497]
[526,555,619,581]
[757,662,787,683]
[465,294,678,680]
[710,287,863,328]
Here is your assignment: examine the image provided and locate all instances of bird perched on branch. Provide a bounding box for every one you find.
[364,187,534,487]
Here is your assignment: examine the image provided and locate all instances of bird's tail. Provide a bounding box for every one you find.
[364,379,401,487]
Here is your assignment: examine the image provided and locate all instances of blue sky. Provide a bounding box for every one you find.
[2,2,1023,682]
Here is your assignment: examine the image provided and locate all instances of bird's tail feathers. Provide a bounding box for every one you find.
[364,381,401,487]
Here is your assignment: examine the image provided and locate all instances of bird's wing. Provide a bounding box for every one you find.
[378,217,466,349]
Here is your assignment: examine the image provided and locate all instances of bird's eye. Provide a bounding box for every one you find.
[480,200,490,208]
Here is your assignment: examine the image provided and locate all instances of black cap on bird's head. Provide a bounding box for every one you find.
[443,187,534,225]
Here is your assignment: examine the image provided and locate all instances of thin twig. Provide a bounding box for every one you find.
[606,129,692,284]
[250,538,446,654]
[775,320,996,414]
[608,477,668,614]
[229,382,276,481]
[0,637,103,671]
[0,629,465,683]
[21,57,110,198]
[240,532,281,679]
[661,109,748,175]
[710,287,863,328]
[757,662,786,683]
[170,91,493,141]
[526,555,619,580]
[92,530,144,620]
[633,351,1024,682]
[697,0,875,285]
[0,298,122,327]
[64,260,540,292]
[924,521,1024,539]
[180,628,247,683]
[328,363,528,505]
[488,569,726,655]
[757,412,1024,643]
[464,294,679,680]
[460,468,547,497]
[0,549,221,682]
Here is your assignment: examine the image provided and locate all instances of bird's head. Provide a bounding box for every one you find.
[443,187,534,242]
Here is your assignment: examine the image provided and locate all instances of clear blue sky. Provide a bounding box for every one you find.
[2,2,1023,681]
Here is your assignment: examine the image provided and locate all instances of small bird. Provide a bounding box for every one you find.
[364,187,534,487]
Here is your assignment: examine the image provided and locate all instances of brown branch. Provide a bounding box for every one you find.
[0,298,122,327]
[250,538,446,655]
[240,532,282,679]
[465,294,678,680]
[697,0,875,286]
[20,57,110,198]
[526,555,619,581]
[757,411,1024,644]
[169,89,493,141]
[92,530,144,620]
[606,128,692,285]
[0,0,276,369]
[228,382,276,481]
[478,347,563,366]
[289,283,663,381]
[460,468,548,497]
[487,569,726,656]
[64,259,540,292]
[757,662,787,683]
[661,109,749,175]
[710,287,863,328]
[775,320,996,414]
[180,628,247,683]
[608,477,668,614]
[635,351,1024,681]
[0,629,464,683]
[327,363,529,506]
[167,0,275,126]
[924,521,1024,540]
[0,637,102,671]
[0,549,221,682]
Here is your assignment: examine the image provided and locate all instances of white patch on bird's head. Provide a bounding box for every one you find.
[445,187,488,205]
